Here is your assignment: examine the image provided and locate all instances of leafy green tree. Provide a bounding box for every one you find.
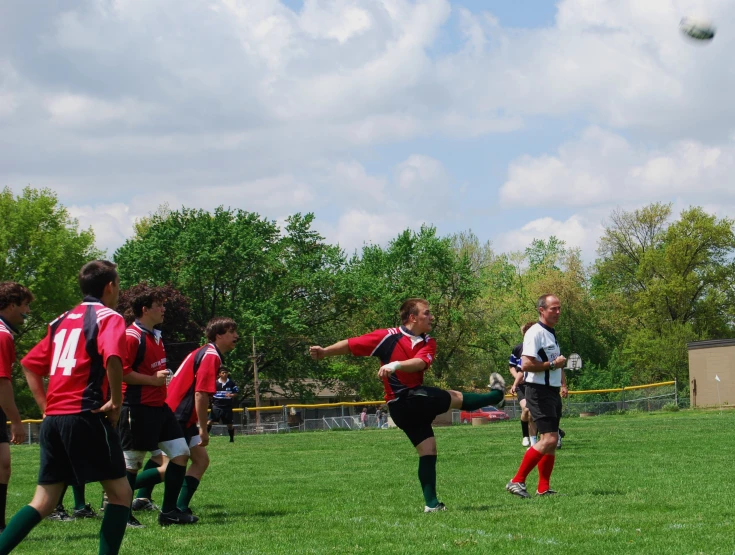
[0,186,102,417]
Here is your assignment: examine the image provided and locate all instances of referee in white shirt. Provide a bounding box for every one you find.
[506,294,568,498]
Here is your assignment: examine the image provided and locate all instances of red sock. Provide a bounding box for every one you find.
[537,454,556,493]
[512,447,544,484]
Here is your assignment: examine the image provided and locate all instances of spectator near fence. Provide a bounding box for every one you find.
[208,369,239,443]
[310,298,506,513]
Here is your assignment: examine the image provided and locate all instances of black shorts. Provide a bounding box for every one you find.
[524,383,562,434]
[388,386,452,447]
[0,407,8,444]
[119,404,184,452]
[209,405,233,425]
[515,384,526,403]
[38,413,126,486]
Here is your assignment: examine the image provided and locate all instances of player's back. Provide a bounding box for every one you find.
[22,300,127,415]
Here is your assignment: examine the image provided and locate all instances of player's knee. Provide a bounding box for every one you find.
[124,450,147,471]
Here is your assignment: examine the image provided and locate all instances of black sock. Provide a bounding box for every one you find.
[162,462,186,513]
[418,455,439,508]
[0,505,42,554]
[228,429,234,442]
[0,483,7,528]
[136,458,160,500]
[99,503,128,555]
[207,424,212,433]
[521,420,529,438]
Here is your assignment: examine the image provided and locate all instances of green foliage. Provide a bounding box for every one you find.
[0,187,101,417]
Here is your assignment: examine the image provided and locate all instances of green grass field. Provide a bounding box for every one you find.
[3,410,731,554]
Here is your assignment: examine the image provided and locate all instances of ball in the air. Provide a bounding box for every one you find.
[679,17,716,41]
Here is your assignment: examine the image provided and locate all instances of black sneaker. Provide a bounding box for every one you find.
[127,514,145,528]
[72,504,97,519]
[506,481,530,499]
[158,508,199,526]
[47,505,75,521]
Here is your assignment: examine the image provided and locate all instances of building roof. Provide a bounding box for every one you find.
[687,339,735,350]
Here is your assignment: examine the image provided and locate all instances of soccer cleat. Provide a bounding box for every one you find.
[72,504,97,519]
[127,514,145,528]
[537,488,558,496]
[522,436,530,447]
[158,508,199,526]
[488,373,506,408]
[131,498,159,511]
[506,481,530,499]
[558,428,566,438]
[47,505,75,521]
[557,436,563,449]
[424,502,447,513]
[100,492,108,512]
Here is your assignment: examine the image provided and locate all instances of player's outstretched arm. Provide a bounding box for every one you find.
[123,370,168,387]
[22,366,47,416]
[0,378,26,444]
[309,339,350,360]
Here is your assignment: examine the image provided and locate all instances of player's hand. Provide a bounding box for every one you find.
[153,370,169,386]
[554,355,567,369]
[10,421,26,445]
[510,384,517,395]
[561,385,569,398]
[199,428,209,447]
[309,346,326,360]
[378,362,400,379]
[93,399,121,427]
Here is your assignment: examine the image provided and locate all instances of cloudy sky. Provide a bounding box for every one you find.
[1,0,733,260]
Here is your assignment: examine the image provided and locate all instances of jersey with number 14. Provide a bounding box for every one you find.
[21,298,128,415]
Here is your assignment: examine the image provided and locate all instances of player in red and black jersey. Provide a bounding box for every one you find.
[310,298,507,513]
[0,282,32,532]
[165,317,239,517]
[118,285,197,527]
[0,261,131,555]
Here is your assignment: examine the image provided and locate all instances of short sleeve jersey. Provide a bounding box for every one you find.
[522,322,562,387]
[165,343,221,428]
[0,316,18,381]
[123,322,168,407]
[212,378,239,408]
[21,298,128,415]
[348,326,436,403]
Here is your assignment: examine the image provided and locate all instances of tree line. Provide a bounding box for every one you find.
[3,187,734,416]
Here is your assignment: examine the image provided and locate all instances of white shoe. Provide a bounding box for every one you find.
[488,373,506,408]
[424,502,447,513]
[522,437,530,447]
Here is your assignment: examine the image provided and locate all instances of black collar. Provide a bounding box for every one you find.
[538,321,556,336]
[211,343,225,359]
[134,320,153,334]
[0,314,19,335]
[83,295,103,304]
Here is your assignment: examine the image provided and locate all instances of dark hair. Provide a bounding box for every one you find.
[521,321,536,335]
[399,298,429,324]
[128,285,166,319]
[79,260,118,299]
[0,282,34,311]
[537,294,554,309]
[205,317,237,343]
[219,367,229,374]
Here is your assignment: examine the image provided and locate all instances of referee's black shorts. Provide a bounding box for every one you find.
[119,404,184,452]
[524,383,562,434]
[388,386,452,447]
[38,412,126,486]
[0,407,8,444]
[209,405,233,425]
[515,383,526,403]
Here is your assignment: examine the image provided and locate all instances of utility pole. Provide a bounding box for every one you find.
[251,335,261,426]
